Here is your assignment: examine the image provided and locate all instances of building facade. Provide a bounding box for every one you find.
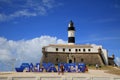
[41,21,115,66]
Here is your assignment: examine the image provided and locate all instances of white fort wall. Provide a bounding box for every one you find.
[44,44,104,53]
[102,49,108,65]
[45,47,98,53]
[92,44,108,65]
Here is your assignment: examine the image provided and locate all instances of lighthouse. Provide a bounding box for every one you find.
[68,20,75,45]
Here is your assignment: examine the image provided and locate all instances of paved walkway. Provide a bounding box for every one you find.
[0,69,120,78]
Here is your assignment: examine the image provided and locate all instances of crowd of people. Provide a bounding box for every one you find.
[58,63,88,75]
[58,63,102,75]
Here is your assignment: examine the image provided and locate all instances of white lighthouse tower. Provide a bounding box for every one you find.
[68,20,75,45]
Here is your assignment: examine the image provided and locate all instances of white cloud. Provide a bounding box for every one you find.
[0,0,61,22]
[0,14,8,22]
[42,0,55,9]
[57,39,67,44]
[0,36,66,71]
[0,49,12,61]
[10,10,37,18]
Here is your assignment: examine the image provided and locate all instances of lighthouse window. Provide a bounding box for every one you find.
[56,48,58,51]
[63,48,65,52]
[83,49,86,52]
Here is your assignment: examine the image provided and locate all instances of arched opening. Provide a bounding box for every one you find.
[56,58,58,62]
[81,58,84,62]
[74,58,76,63]
[69,59,72,63]
[56,58,59,65]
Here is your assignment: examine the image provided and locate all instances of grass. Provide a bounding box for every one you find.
[54,65,120,75]
[105,67,120,75]
[87,65,120,75]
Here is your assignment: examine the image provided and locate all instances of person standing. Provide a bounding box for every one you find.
[58,63,64,75]
[96,64,99,69]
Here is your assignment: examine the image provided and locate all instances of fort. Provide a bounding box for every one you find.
[41,20,116,66]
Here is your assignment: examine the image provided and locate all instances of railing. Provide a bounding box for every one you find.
[0,77,120,80]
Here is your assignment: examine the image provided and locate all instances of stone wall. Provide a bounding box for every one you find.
[42,52,104,65]
[108,58,116,66]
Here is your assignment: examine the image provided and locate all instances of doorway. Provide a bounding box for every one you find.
[69,59,72,63]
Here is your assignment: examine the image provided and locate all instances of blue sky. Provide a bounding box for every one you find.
[0,0,120,71]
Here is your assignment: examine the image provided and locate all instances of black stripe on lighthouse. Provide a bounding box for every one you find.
[68,26,75,31]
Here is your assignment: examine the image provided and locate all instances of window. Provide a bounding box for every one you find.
[79,49,81,51]
[56,58,59,65]
[81,58,84,62]
[56,48,58,51]
[63,48,65,52]
[75,49,77,52]
[56,58,58,62]
[83,49,86,52]
[69,49,71,51]
[88,49,91,52]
